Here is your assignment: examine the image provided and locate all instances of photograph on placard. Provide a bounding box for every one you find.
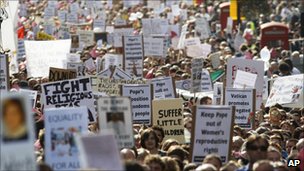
[71,34,80,49]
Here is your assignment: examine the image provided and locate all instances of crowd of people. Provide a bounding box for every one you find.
[1,0,304,171]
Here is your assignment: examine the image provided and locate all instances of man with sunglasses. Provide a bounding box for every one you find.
[237,135,269,171]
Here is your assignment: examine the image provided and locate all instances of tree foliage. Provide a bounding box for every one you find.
[238,0,271,21]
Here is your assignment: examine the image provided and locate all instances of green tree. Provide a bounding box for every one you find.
[238,0,271,21]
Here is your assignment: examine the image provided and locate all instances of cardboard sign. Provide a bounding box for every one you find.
[122,84,153,124]
[201,69,213,92]
[224,88,256,129]
[49,67,77,82]
[123,35,144,77]
[0,54,9,95]
[95,78,144,95]
[152,98,184,143]
[19,89,37,108]
[0,94,36,171]
[191,58,203,93]
[150,77,176,99]
[143,37,164,58]
[75,131,124,171]
[191,105,234,164]
[41,77,96,123]
[266,74,304,108]
[44,107,88,171]
[97,97,134,148]
[67,62,86,77]
[25,40,71,77]
[78,30,94,46]
[233,70,257,89]
[104,54,123,69]
[227,58,264,109]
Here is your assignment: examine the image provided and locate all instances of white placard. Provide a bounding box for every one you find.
[0,94,37,171]
[0,55,9,95]
[58,10,67,22]
[123,35,144,77]
[213,82,223,105]
[97,97,134,148]
[94,18,106,31]
[191,58,203,93]
[44,7,55,20]
[67,53,81,63]
[233,70,257,89]
[41,77,96,123]
[67,12,78,23]
[191,105,234,164]
[195,18,210,40]
[144,37,164,57]
[17,40,26,60]
[224,88,255,129]
[201,69,213,92]
[150,77,176,99]
[44,107,88,171]
[19,89,37,108]
[25,40,71,77]
[84,58,96,72]
[263,76,269,100]
[67,62,85,77]
[78,31,94,46]
[122,84,152,124]
[184,37,201,47]
[104,54,123,69]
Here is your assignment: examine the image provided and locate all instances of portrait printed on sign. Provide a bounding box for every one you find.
[71,34,80,49]
[1,97,29,143]
[50,127,82,158]
[106,112,126,135]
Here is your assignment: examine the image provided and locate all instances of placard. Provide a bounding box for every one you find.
[0,54,9,95]
[19,89,37,108]
[84,58,96,72]
[191,58,203,93]
[67,53,81,63]
[67,62,86,77]
[201,69,213,92]
[233,70,257,89]
[213,82,223,105]
[224,88,256,129]
[195,18,211,40]
[184,37,200,47]
[263,76,269,100]
[191,105,234,164]
[266,74,304,108]
[41,77,96,123]
[93,18,106,31]
[17,40,26,60]
[227,58,264,109]
[150,77,176,99]
[24,40,71,77]
[113,28,134,47]
[0,94,37,171]
[75,131,124,171]
[143,37,164,58]
[97,97,134,148]
[44,107,88,171]
[152,98,184,143]
[104,54,123,69]
[78,30,94,46]
[49,67,77,82]
[123,35,144,77]
[122,84,152,124]
[175,79,191,91]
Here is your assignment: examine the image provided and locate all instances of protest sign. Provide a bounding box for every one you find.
[143,37,164,58]
[175,79,191,91]
[0,54,9,96]
[209,52,221,69]
[213,82,224,105]
[224,88,256,129]
[84,58,96,72]
[151,19,169,35]
[227,58,264,109]
[67,53,81,63]
[19,89,38,108]
[67,62,85,77]
[67,12,78,23]
[201,69,213,92]
[78,30,94,46]
[184,37,201,47]
[233,70,257,89]
[191,58,203,93]
[104,53,123,69]
[187,44,211,58]
[41,77,96,123]
[121,84,153,124]
[195,17,211,40]
[17,39,26,60]
[44,107,88,171]
[0,94,36,171]
[266,74,304,108]
[71,35,80,49]
[49,67,77,82]
[25,40,71,77]
[152,98,185,143]
[93,18,106,31]
[75,131,124,171]
[44,7,55,20]
[58,10,67,22]
[123,35,144,77]
[112,67,132,80]
[97,97,134,148]
[263,76,269,100]
[150,77,176,99]
[191,105,234,164]
[113,28,134,47]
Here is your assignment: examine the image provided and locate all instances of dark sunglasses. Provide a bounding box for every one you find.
[248,145,268,151]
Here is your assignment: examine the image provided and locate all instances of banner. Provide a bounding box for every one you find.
[49,67,77,82]
[76,131,124,171]
[0,55,9,96]
[191,105,234,164]
[0,94,37,171]
[152,98,185,143]
[44,107,88,171]
[123,35,144,77]
[41,77,96,123]
[97,97,134,148]
[67,62,86,77]
[19,89,38,108]
[150,77,176,99]
[224,88,256,129]
[191,58,203,93]
[24,40,71,77]
[121,84,153,124]
[201,69,213,92]
[226,58,264,109]
[266,74,304,108]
